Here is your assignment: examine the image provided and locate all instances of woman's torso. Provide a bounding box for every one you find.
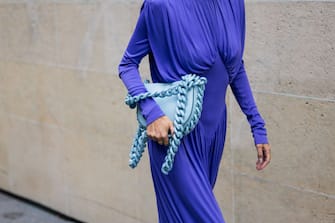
[143,0,246,83]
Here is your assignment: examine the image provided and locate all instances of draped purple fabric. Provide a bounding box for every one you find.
[119,0,268,222]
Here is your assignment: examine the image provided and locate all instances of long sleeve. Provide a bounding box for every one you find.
[230,61,268,145]
[118,2,164,125]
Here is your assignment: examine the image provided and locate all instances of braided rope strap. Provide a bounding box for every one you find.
[125,74,207,175]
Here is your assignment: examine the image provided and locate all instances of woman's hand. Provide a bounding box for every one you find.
[255,144,271,171]
[147,116,174,146]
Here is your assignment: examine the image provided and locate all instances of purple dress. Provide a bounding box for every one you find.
[119,0,268,222]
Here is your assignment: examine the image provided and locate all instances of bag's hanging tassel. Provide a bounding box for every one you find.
[125,74,207,175]
[161,82,188,174]
[160,75,206,174]
[129,126,147,168]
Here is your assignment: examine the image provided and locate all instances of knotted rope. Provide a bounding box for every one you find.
[125,74,207,175]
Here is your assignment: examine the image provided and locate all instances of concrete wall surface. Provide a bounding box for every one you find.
[0,0,334,222]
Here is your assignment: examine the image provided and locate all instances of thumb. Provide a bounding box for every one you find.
[169,122,174,135]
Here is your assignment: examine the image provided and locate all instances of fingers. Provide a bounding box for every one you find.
[162,131,169,146]
[256,144,263,171]
[256,144,271,171]
[147,116,174,146]
[262,144,271,168]
[169,121,174,136]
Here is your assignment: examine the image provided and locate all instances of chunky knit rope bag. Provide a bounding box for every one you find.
[125,74,207,175]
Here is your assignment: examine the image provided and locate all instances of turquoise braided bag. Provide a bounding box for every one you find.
[125,74,207,175]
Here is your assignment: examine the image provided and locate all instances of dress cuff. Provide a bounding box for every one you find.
[138,97,165,125]
[253,133,269,145]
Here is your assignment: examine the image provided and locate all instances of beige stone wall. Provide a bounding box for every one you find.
[0,0,334,223]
